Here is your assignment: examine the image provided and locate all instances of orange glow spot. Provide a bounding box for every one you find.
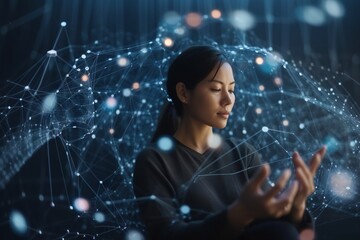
[81,74,89,82]
[211,9,222,19]
[117,57,129,67]
[185,12,202,28]
[163,37,174,47]
[255,57,264,65]
[132,82,140,90]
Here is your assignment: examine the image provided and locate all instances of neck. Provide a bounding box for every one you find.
[173,114,213,154]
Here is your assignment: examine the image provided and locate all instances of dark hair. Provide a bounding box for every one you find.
[151,45,227,143]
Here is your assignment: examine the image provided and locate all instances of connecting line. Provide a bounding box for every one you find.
[191,130,262,183]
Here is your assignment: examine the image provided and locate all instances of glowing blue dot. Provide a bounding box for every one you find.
[81,54,86,59]
[299,123,305,129]
[125,230,145,240]
[150,195,156,200]
[180,205,190,215]
[42,93,57,113]
[94,212,105,223]
[47,49,57,57]
[106,96,117,109]
[9,210,27,235]
[296,6,326,26]
[123,88,132,97]
[228,10,256,31]
[157,136,173,151]
[262,126,269,132]
[323,0,345,18]
[61,21,67,27]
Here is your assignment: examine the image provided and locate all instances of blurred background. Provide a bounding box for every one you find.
[1,0,360,239]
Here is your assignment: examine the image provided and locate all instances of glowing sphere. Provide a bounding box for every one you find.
[157,136,173,151]
[123,88,132,97]
[211,9,222,19]
[296,6,326,26]
[228,10,256,31]
[207,133,222,149]
[132,82,140,90]
[60,21,67,27]
[323,0,345,18]
[9,210,27,235]
[125,230,145,240]
[109,128,115,134]
[163,37,174,47]
[93,212,105,223]
[117,57,130,67]
[255,57,264,65]
[330,171,354,199]
[180,205,191,215]
[282,119,289,127]
[262,126,269,132]
[106,96,117,109]
[255,108,263,114]
[185,12,203,28]
[73,197,90,212]
[274,77,283,86]
[42,93,57,113]
[81,74,89,82]
[258,85,265,91]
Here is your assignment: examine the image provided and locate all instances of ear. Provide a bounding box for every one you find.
[175,82,190,104]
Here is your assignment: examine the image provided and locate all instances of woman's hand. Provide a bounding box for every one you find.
[227,163,299,229]
[289,146,327,223]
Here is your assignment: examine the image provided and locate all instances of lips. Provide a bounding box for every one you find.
[217,111,230,118]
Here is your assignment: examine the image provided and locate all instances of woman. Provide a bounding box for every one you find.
[133,45,326,240]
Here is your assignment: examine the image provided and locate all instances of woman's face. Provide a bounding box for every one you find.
[184,62,235,129]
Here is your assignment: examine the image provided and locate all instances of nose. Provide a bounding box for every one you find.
[221,90,233,108]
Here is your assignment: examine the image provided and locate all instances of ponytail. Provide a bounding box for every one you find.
[151,101,179,143]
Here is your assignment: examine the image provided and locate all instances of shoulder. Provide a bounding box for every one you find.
[224,137,258,153]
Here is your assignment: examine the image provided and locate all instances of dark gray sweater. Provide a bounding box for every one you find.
[133,137,313,240]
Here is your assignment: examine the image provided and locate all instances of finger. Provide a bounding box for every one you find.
[292,152,312,179]
[296,167,313,195]
[274,180,299,211]
[264,169,291,200]
[249,163,270,189]
[309,146,327,175]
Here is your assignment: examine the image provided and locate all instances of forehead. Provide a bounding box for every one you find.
[206,62,234,83]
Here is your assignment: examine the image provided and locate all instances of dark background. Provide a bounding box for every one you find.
[1,0,360,239]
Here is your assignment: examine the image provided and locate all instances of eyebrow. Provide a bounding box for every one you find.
[209,79,235,85]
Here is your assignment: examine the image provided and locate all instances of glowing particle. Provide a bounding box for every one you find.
[24,85,30,90]
[94,212,105,223]
[296,6,326,26]
[274,77,283,86]
[258,85,265,91]
[9,210,27,235]
[81,74,89,82]
[132,82,140,90]
[185,12,203,28]
[81,54,86,59]
[61,21,67,27]
[180,205,191,215]
[157,136,173,151]
[323,0,345,18]
[255,108,262,114]
[208,133,222,149]
[125,230,145,240]
[47,49,57,57]
[174,27,185,35]
[150,195,156,200]
[211,9,222,19]
[330,171,354,199]
[73,197,90,212]
[109,128,115,135]
[229,10,256,31]
[106,96,117,109]
[163,11,181,25]
[123,88,132,97]
[163,37,174,47]
[262,126,269,132]
[91,134,96,139]
[255,57,264,65]
[299,123,305,129]
[323,135,339,153]
[282,119,289,126]
[117,57,130,67]
[42,93,57,113]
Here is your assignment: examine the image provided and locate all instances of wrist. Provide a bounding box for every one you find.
[227,200,254,231]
